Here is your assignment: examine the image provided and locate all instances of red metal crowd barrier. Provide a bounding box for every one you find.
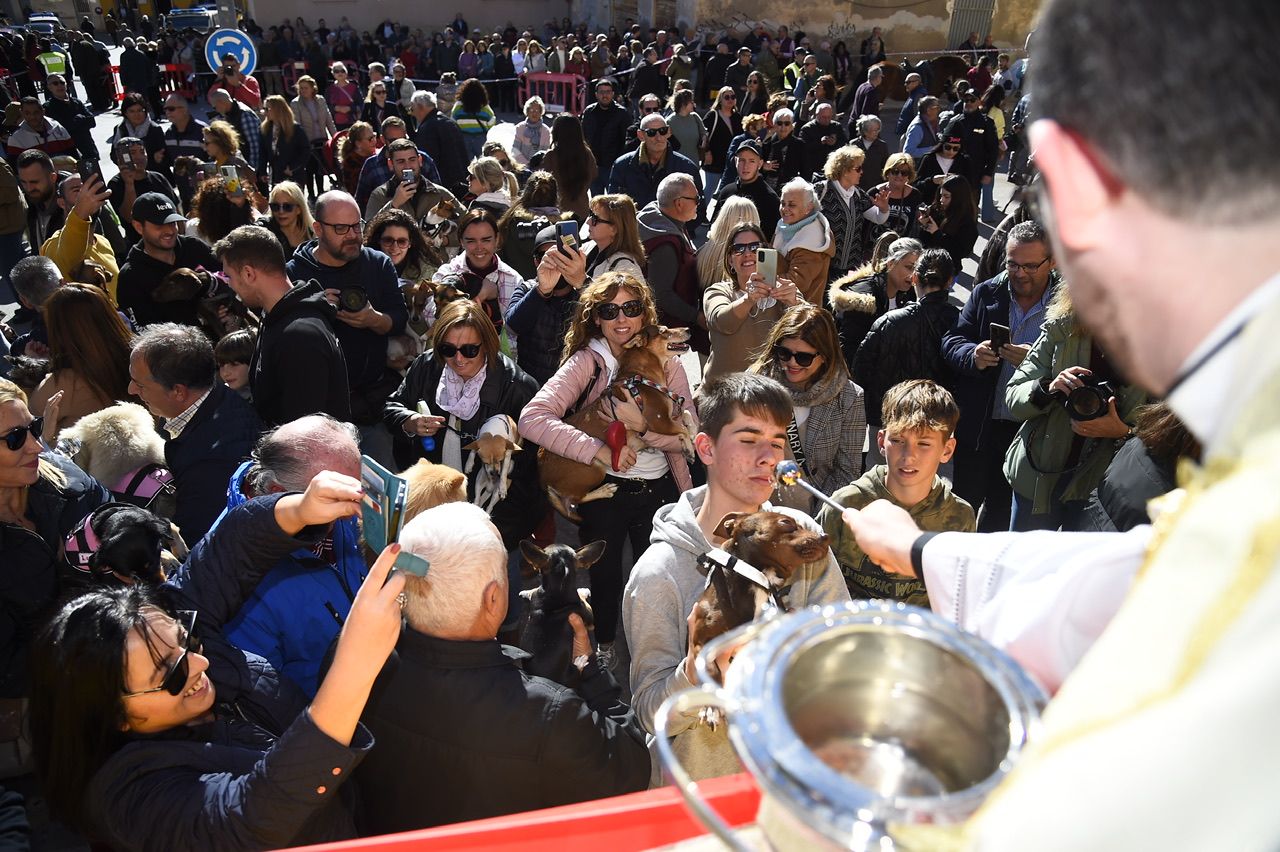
[157,63,196,101]
[281,60,309,95]
[284,773,762,852]
[520,72,587,115]
[109,64,124,102]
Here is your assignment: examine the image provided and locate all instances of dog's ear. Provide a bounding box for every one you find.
[519,539,549,572]
[506,440,521,453]
[575,540,607,569]
[713,512,750,540]
[461,439,480,451]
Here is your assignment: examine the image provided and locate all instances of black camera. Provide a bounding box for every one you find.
[1062,378,1116,421]
[337,286,369,313]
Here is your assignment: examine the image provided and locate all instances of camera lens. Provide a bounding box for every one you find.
[339,287,369,312]
[1066,385,1106,420]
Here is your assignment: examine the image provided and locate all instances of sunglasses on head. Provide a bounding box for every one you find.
[268,201,296,212]
[642,126,670,137]
[773,344,818,367]
[437,342,483,359]
[595,299,645,320]
[123,611,200,697]
[2,417,42,452]
[730,240,762,255]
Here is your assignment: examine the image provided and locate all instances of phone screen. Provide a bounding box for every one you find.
[989,323,1011,349]
[756,247,778,286]
[401,169,414,185]
[221,165,243,198]
[557,219,579,252]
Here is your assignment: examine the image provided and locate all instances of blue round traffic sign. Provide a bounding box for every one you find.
[205,28,257,76]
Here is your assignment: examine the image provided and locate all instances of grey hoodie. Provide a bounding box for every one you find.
[623,485,851,783]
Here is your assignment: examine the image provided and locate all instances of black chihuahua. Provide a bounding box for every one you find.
[517,539,606,686]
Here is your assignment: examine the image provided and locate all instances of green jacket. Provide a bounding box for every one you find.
[817,465,975,607]
[1003,317,1147,513]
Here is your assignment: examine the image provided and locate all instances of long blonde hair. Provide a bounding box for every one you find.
[697,196,761,288]
[560,272,658,365]
[260,95,296,140]
[269,181,315,233]
[0,379,67,516]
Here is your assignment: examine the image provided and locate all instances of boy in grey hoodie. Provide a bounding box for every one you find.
[623,374,851,783]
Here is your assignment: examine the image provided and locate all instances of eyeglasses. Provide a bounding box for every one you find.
[941,144,961,152]
[1005,257,1051,275]
[2,417,42,451]
[772,344,819,367]
[775,120,793,126]
[318,219,364,235]
[642,126,670,137]
[380,235,411,248]
[730,240,762,255]
[595,299,645,320]
[437,342,483,359]
[678,195,699,204]
[851,165,864,172]
[587,212,613,226]
[123,611,201,697]
[887,169,912,177]
[268,201,296,212]
[642,105,660,114]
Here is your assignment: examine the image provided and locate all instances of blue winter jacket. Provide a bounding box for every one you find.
[85,493,374,852]
[222,459,368,697]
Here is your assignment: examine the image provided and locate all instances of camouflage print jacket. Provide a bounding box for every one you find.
[816,464,976,607]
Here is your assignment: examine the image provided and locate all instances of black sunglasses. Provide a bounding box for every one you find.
[595,299,645,320]
[437,342,483,359]
[123,611,200,697]
[887,169,912,177]
[268,201,296,212]
[941,143,962,151]
[730,240,763,255]
[587,212,613,226]
[642,105,660,114]
[3,417,42,451]
[642,126,670,137]
[773,344,818,367]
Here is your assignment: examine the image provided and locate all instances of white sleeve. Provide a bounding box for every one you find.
[921,527,1152,694]
[862,204,890,225]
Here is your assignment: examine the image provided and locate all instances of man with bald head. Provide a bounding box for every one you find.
[223,415,365,697]
[287,190,407,466]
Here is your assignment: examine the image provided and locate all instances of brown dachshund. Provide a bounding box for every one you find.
[538,325,695,521]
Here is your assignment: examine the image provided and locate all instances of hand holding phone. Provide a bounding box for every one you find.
[755,247,779,288]
[557,219,579,253]
[221,165,243,198]
[989,322,1011,351]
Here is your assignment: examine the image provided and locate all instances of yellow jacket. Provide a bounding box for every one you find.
[40,210,120,303]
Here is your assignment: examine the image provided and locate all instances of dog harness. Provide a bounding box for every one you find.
[697,547,785,609]
[617,375,685,415]
[111,464,177,510]
[62,503,136,576]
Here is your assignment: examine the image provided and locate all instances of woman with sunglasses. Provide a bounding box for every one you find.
[0,378,110,734]
[326,62,361,132]
[585,193,646,280]
[914,134,973,205]
[762,106,805,190]
[748,303,865,513]
[259,94,312,189]
[519,272,699,668]
[29,283,133,439]
[742,70,771,116]
[28,474,407,851]
[868,152,923,243]
[383,299,542,618]
[918,173,980,276]
[360,80,402,127]
[261,180,314,257]
[366,207,443,300]
[701,87,742,204]
[703,222,803,382]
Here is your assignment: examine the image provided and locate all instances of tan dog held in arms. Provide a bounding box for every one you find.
[400,459,468,524]
[463,414,522,512]
[538,325,697,521]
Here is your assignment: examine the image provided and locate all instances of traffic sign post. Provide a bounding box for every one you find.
[204,28,257,76]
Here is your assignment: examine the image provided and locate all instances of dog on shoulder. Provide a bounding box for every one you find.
[517,539,606,686]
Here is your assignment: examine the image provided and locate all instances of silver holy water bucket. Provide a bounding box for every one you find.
[655,600,1047,851]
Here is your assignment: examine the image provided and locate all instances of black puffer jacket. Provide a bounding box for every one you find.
[828,269,914,370]
[383,352,544,549]
[852,289,958,426]
[0,454,109,698]
[1079,437,1178,533]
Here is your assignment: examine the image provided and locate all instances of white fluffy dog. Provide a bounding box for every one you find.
[58,402,165,489]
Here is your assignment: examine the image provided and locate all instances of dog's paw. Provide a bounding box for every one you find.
[581,482,618,503]
[698,706,726,730]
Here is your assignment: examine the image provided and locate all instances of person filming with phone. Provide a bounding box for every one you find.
[363,138,459,224]
[107,137,180,246]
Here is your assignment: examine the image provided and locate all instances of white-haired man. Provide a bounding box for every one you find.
[354,502,650,835]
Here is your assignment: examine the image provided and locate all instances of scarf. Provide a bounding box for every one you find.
[774,209,820,247]
[118,113,153,143]
[756,349,849,409]
[436,361,487,421]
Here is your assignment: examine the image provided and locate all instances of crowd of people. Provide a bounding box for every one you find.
[0,2,1233,849]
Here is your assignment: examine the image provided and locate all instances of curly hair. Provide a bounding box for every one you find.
[457,77,489,113]
[364,207,444,270]
[560,271,658,365]
[191,177,256,244]
[203,119,242,158]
